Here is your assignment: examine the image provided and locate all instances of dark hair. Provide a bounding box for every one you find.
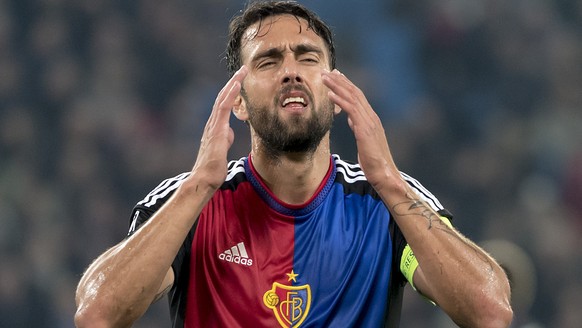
[225,0,336,76]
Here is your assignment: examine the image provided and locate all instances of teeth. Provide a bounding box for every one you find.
[282,97,305,106]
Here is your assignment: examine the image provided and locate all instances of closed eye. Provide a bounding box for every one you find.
[257,60,277,69]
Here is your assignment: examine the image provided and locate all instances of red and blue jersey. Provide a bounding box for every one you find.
[129,155,450,328]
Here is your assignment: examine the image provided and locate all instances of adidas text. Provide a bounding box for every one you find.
[218,242,253,266]
[218,253,253,266]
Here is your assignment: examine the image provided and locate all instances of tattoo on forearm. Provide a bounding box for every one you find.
[393,194,496,271]
[392,194,449,231]
[406,200,440,230]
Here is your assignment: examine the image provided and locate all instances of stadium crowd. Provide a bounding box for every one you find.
[0,0,581,327]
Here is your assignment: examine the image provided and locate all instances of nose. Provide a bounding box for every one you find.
[282,73,303,84]
[281,58,303,84]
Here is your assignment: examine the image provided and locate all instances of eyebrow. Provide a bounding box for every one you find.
[251,47,284,63]
[292,43,324,56]
[250,43,324,63]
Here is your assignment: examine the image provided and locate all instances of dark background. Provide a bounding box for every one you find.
[1,0,581,327]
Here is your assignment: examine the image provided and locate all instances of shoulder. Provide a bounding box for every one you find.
[332,155,447,213]
[136,157,248,210]
[221,157,247,190]
[333,154,365,183]
[136,171,191,210]
[333,155,378,198]
[128,171,191,235]
[399,171,446,213]
[128,158,248,235]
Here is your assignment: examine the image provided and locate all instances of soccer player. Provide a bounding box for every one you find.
[75,1,513,327]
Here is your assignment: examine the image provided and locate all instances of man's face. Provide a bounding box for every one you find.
[238,14,335,155]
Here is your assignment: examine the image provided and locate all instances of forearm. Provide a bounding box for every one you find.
[322,68,511,326]
[377,175,512,327]
[75,178,213,327]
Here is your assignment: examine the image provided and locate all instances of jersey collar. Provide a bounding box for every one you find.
[244,155,337,217]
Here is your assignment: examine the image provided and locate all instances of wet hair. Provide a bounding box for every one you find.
[225,0,336,76]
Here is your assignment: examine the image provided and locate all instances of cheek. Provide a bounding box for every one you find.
[308,74,326,94]
[244,77,276,101]
[315,80,331,104]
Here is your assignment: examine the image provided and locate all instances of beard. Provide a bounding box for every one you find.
[242,86,334,157]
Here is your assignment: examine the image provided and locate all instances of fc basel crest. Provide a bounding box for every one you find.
[263,278,312,328]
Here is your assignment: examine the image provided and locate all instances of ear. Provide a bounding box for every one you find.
[232,95,249,121]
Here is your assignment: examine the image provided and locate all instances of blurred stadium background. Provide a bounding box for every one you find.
[1,0,581,327]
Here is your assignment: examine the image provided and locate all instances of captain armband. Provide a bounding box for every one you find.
[400,216,454,288]
[400,244,419,288]
[438,215,453,229]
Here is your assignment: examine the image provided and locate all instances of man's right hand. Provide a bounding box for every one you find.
[189,65,248,192]
[75,66,249,328]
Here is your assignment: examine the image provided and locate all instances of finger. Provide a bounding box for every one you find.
[209,66,248,124]
[323,69,358,99]
[322,71,369,120]
[322,71,364,114]
[323,71,381,135]
[213,65,249,110]
[216,79,242,121]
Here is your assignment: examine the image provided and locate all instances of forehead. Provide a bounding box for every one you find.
[240,14,326,60]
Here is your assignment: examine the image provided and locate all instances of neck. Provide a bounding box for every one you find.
[250,135,332,205]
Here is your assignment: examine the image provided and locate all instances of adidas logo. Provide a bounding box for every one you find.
[218,242,253,266]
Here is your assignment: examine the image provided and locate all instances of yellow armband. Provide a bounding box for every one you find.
[400,216,454,289]
[439,215,454,229]
[400,244,418,288]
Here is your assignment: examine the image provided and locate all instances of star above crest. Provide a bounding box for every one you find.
[286,269,298,282]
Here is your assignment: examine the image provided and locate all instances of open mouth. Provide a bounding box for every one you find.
[282,96,306,107]
[279,88,310,111]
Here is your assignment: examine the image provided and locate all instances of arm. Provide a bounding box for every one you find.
[322,69,512,328]
[74,66,248,328]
